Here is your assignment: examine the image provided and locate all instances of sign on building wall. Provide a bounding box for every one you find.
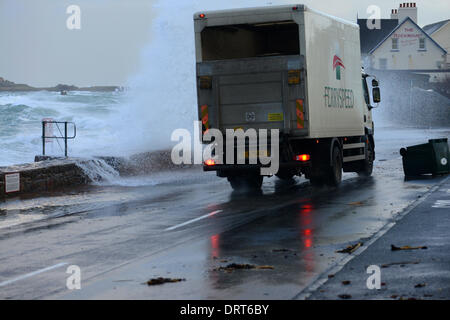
[393,27,422,48]
[5,173,20,193]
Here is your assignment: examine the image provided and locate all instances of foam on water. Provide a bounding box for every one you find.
[74,158,121,186]
[0,90,126,166]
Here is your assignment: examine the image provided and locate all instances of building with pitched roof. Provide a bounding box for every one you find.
[358,3,448,73]
[368,17,447,70]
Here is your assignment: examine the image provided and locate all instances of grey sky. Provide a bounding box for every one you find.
[0,0,155,87]
[0,0,448,87]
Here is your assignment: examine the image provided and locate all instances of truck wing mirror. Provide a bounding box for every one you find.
[372,87,381,103]
[372,79,379,87]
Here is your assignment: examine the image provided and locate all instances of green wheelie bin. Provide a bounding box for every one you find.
[399,138,450,177]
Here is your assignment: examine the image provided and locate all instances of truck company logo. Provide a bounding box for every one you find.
[333,55,345,80]
[324,87,354,109]
[326,54,353,109]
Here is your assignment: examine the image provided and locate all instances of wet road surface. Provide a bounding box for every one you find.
[308,177,450,300]
[0,126,448,299]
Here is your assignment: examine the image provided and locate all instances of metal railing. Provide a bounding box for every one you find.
[42,120,76,157]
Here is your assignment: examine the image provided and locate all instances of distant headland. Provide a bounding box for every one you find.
[0,77,121,92]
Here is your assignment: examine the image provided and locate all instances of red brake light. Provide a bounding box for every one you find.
[205,159,215,166]
[295,154,310,161]
[199,13,205,18]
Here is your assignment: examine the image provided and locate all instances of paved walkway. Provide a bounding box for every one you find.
[308,175,450,300]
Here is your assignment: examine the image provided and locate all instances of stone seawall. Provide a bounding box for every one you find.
[1,150,198,199]
[0,159,91,199]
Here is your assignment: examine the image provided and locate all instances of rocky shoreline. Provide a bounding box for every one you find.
[0,77,121,92]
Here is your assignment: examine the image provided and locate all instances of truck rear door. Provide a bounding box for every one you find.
[196,21,306,135]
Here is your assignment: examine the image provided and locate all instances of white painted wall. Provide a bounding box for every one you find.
[304,9,365,138]
[429,21,450,68]
[370,19,446,70]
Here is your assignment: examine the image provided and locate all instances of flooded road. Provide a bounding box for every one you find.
[0,126,448,299]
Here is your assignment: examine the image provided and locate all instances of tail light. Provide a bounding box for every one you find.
[204,159,215,166]
[295,154,310,161]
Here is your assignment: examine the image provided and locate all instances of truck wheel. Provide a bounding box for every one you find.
[228,174,263,191]
[357,138,374,177]
[326,145,342,186]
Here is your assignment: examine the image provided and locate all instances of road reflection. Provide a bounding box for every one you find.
[299,202,315,274]
[210,234,220,259]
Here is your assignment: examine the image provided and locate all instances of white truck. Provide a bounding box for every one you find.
[194,4,380,190]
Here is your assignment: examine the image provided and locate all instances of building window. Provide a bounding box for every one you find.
[419,38,426,50]
[379,58,387,70]
[392,38,398,50]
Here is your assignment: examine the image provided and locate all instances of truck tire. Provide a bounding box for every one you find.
[326,145,343,186]
[357,137,374,177]
[227,174,263,191]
